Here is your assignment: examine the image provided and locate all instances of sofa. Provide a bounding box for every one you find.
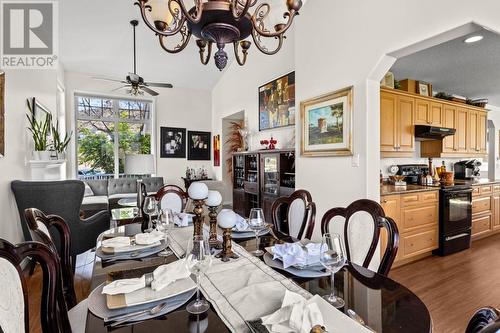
[81,177,164,217]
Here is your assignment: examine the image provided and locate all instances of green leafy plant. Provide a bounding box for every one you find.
[51,120,72,153]
[26,99,51,151]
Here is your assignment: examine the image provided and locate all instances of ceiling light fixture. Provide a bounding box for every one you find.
[464,35,483,44]
[135,0,302,71]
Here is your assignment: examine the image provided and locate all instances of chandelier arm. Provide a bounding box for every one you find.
[251,3,298,38]
[135,0,186,36]
[233,42,249,66]
[158,29,192,54]
[231,0,255,20]
[251,30,284,55]
[198,42,213,65]
[171,0,203,24]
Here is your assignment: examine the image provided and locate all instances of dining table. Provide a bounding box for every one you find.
[83,223,432,333]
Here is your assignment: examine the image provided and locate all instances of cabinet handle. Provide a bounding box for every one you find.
[382,200,388,203]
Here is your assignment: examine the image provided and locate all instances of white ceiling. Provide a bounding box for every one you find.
[59,0,224,91]
[391,28,500,106]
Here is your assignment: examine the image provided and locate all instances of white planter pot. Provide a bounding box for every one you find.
[33,151,41,160]
[57,152,66,160]
[39,151,51,161]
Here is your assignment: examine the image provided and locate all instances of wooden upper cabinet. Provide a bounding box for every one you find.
[456,108,468,152]
[380,91,398,152]
[442,105,456,152]
[415,99,431,125]
[398,95,415,152]
[478,111,487,154]
[469,110,479,153]
[380,91,414,155]
[430,102,443,126]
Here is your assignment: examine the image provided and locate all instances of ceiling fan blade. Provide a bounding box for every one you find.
[141,86,159,96]
[93,77,128,84]
[111,85,130,92]
[145,82,173,88]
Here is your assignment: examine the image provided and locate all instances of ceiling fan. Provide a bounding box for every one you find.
[93,20,173,97]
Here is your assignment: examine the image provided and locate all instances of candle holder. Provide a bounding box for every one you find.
[208,206,222,249]
[215,228,239,262]
[192,199,205,237]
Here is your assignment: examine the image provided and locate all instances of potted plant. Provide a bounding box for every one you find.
[51,120,71,160]
[26,100,51,160]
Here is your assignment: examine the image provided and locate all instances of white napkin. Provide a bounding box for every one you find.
[234,214,249,231]
[135,231,164,245]
[102,276,146,296]
[101,236,131,249]
[151,260,191,291]
[261,290,324,333]
[174,213,194,227]
[272,242,324,269]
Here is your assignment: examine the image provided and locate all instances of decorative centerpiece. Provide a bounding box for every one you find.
[216,209,239,262]
[206,190,223,250]
[188,182,209,237]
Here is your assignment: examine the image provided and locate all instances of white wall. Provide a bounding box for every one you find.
[64,71,212,187]
[0,70,58,243]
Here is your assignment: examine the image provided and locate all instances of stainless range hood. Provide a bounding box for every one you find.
[415,125,456,141]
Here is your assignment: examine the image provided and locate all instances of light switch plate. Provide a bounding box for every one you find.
[351,154,360,167]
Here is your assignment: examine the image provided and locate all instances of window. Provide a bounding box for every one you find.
[75,95,153,179]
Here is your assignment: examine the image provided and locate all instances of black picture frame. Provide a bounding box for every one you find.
[259,71,296,131]
[188,131,211,161]
[160,127,186,158]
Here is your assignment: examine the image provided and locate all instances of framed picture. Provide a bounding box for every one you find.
[380,71,395,89]
[160,127,186,158]
[188,131,211,161]
[213,135,220,166]
[0,72,4,157]
[301,86,353,157]
[259,72,295,131]
[417,81,432,97]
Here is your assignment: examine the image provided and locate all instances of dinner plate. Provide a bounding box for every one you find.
[231,228,270,239]
[96,240,167,261]
[263,253,329,278]
[88,282,196,324]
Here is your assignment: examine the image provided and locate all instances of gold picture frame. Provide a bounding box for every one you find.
[301,86,353,157]
[0,71,4,157]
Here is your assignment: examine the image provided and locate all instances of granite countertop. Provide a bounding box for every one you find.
[381,184,439,196]
[460,179,500,186]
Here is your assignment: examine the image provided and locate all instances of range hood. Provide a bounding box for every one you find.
[414,125,456,140]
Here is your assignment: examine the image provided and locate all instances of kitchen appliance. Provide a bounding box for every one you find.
[454,160,481,179]
[434,183,472,256]
[395,164,429,184]
[414,125,456,140]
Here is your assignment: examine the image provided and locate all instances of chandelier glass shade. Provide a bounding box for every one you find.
[135,0,302,71]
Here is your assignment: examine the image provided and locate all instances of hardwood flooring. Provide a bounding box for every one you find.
[390,233,500,333]
[25,235,500,333]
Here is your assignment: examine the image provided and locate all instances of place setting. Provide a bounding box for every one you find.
[231,208,271,240]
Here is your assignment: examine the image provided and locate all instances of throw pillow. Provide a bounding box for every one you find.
[84,182,94,197]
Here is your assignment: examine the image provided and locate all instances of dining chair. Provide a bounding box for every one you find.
[321,199,399,276]
[466,307,500,333]
[24,208,77,308]
[154,184,188,213]
[271,189,316,240]
[0,238,72,333]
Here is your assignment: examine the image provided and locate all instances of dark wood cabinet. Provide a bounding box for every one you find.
[232,149,295,219]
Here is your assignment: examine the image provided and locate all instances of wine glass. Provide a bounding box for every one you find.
[158,209,174,257]
[248,208,266,256]
[185,235,212,314]
[319,233,347,308]
[143,196,158,232]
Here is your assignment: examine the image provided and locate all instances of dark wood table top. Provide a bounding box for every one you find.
[85,224,432,333]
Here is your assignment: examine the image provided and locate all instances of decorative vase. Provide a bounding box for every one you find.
[39,151,51,161]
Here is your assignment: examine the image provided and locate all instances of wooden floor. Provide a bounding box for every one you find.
[26,234,500,333]
[390,233,500,333]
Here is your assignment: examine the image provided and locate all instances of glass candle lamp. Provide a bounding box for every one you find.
[188,183,209,237]
[216,209,239,262]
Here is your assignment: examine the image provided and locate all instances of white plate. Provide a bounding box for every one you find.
[263,253,330,278]
[232,229,270,239]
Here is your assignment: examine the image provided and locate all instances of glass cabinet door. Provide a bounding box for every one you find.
[263,155,279,195]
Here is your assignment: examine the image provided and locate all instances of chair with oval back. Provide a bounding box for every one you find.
[24,208,77,308]
[466,307,500,333]
[271,189,316,240]
[0,239,71,333]
[154,184,188,214]
[321,199,399,276]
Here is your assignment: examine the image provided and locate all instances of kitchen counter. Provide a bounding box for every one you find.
[460,179,500,186]
[381,184,439,196]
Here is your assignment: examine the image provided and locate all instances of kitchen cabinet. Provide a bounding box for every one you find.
[415,99,431,125]
[470,184,500,240]
[456,108,468,152]
[469,110,479,153]
[493,193,500,231]
[478,111,487,154]
[442,105,457,152]
[430,102,443,126]
[380,91,415,157]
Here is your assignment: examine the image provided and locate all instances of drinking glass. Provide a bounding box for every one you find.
[143,196,158,232]
[320,233,347,308]
[185,235,213,314]
[158,209,174,257]
[248,208,266,256]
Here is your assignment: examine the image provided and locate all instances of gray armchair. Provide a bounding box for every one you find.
[11,180,110,262]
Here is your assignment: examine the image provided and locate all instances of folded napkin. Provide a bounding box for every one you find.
[151,260,191,291]
[101,236,131,249]
[234,214,249,231]
[101,260,191,296]
[135,231,164,245]
[174,213,194,227]
[272,242,324,269]
[261,290,324,333]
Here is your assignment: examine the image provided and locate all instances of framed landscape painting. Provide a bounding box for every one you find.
[259,72,295,131]
[188,131,211,161]
[160,127,186,158]
[301,86,353,156]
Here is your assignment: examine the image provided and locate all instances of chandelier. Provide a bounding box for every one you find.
[135,0,302,71]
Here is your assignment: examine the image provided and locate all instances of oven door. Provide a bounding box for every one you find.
[441,189,472,235]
